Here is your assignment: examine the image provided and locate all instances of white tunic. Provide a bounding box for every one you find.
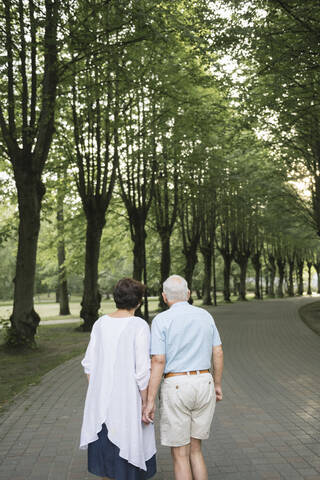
[79,315,156,471]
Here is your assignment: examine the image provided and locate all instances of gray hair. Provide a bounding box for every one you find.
[163,275,189,302]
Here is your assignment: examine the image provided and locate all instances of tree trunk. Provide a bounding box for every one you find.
[277,258,285,298]
[265,271,269,296]
[57,188,70,315]
[268,255,276,297]
[232,274,238,296]
[287,260,295,297]
[252,253,261,299]
[133,239,145,281]
[307,261,312,295]
[131,221,147,318]
[314,263,320,294]
[142,232,149,321]
[212,244,217,306]
[183,245,198,304]
[236,255,248,301]
[222,253,232,302]
[201,247,212,305]
[158,233,171,310]
[8,175,45,346]
[80,213,105,331]
[297,260,304,296]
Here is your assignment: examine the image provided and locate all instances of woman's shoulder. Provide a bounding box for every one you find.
[132,316,150,331]
[94,314,109,326]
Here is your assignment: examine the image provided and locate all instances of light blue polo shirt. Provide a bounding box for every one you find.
[150,301,222,374]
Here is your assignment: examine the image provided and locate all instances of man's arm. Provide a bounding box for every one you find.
[143,354,166,423]
[212,345,224,401]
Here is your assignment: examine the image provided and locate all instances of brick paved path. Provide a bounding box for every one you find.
[0,297,319,480]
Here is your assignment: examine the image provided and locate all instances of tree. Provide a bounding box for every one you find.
[200,197,216,306]
[153,133,180,309]
[56,169,70,315]
[0,0,60,346]
[251,237,263,300]
[216,210,234,303]
[222,1,320,238]
[69,17,120,330]
[313,251,320,294]
[117,68,158,319]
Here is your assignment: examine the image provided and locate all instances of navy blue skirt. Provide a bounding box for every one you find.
[88,423,156,479]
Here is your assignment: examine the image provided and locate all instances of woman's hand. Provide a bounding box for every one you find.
[142,400,155,424]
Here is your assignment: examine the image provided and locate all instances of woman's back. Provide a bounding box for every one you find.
[80,315,156,470]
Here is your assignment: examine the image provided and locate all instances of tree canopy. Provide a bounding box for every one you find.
[0,0,319,345]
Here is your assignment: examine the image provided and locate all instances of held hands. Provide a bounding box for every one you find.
[142,400,155,425]
[215,384,223,402]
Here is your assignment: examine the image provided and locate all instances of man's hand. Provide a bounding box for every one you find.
[212,344,223,402]
[142,400,155,424]
[215,384,223,402]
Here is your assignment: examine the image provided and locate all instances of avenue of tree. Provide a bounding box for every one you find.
[0,0,319,346]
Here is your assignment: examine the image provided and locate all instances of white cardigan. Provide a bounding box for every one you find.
[79,315,156,471]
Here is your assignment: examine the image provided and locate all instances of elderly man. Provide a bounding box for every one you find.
[143,275,223,480]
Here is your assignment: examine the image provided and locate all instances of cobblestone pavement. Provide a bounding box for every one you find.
[0,297,319,480]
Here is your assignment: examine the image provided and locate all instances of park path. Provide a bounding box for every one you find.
[0,297,320,480]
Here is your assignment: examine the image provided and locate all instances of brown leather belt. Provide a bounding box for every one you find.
[164,369,210,378]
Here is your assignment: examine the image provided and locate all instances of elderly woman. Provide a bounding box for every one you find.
[80,278,156,480]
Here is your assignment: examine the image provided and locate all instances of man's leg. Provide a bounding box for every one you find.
[171,444,192,480]
[190,437,208,480]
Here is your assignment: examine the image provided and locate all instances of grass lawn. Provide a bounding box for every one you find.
[0,297,161,321]
[0,292,258,321]
[0,322,90,412]
[299,300,320,336]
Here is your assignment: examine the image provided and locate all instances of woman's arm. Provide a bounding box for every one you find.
[81,326,96,378]
[140,387,147,406]
[135,325,151,411]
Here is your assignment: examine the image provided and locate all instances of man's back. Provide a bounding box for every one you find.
[145,275,224,479]
[151,301,221,373]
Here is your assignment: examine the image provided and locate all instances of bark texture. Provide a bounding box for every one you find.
[287,259,295,297]
[222,253,232,302]
[277,257,286,298]
[201,246,213,305]
[297,259,304,295]
[235,254,249,301]
[80,209,105,331]
[307,261,312,295]
[251,252,262,299]
[1,0,59,346]
[314,262,320,293]
[9,170,45,344]
[57,180,70,315]
[267,254,276,297]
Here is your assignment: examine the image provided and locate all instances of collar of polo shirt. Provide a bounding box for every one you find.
[169,301,189,309]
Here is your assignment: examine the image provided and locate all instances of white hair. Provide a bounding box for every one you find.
[163,275,189,302]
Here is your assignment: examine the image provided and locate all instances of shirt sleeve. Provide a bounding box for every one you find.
[135,323,151,391]
[150,315,166,355]
[211,317,222,347]
[81,325,96,374]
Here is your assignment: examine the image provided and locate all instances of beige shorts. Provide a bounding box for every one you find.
[160,372,216,447]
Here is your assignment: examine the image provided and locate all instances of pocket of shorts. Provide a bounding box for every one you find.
[201,377,216,405]
[175,383,197,411]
